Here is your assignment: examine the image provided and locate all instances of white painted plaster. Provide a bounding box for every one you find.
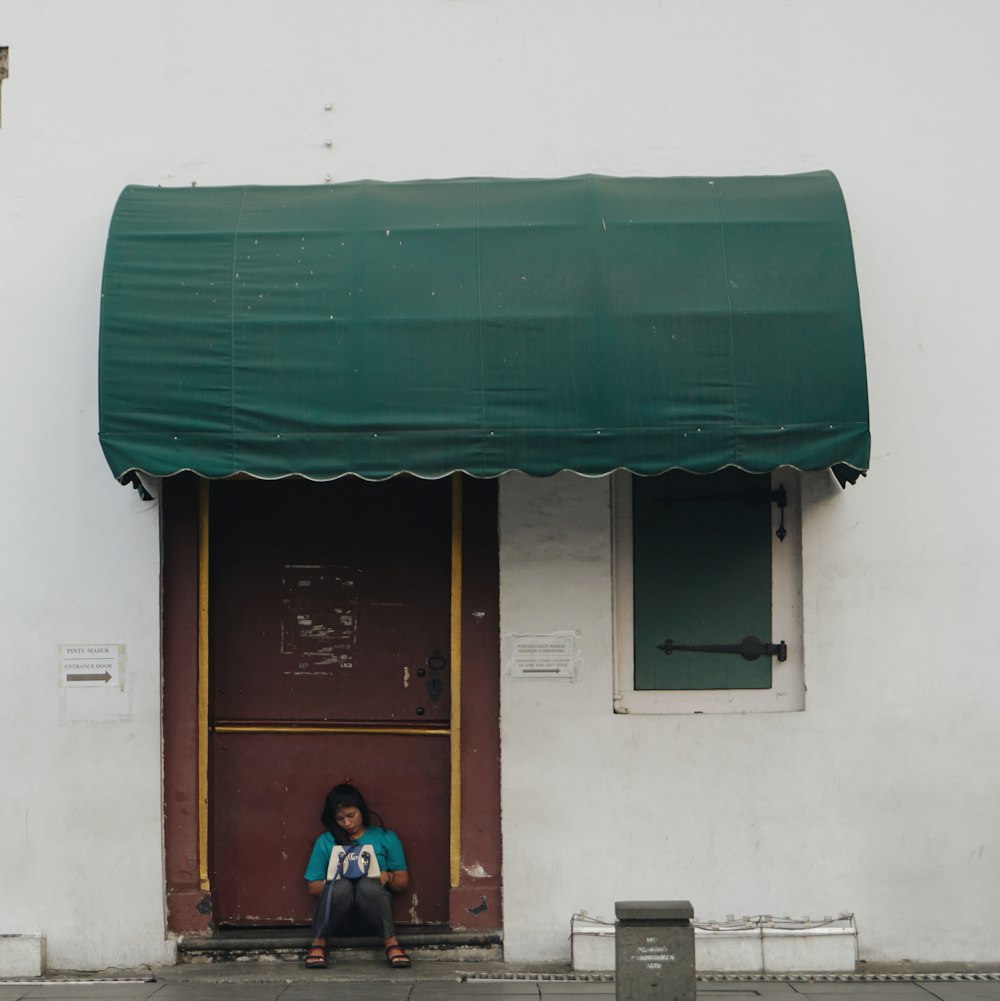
[0,934,46,978]
[0,0,998,971]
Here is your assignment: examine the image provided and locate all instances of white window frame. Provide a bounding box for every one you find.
[612,468,804,714]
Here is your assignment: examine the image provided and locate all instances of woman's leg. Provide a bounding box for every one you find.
[352,879,411,967]
[305,880,339,967]
[353,877,396,939]
[310,878,355,941]
[309,879,409,967]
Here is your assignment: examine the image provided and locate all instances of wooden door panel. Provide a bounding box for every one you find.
[210,477,452,723]
[162,475,501,936]
[211,731,450,926]
[209,477,453,925]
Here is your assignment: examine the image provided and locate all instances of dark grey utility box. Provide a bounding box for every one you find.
[615,900,695,1001]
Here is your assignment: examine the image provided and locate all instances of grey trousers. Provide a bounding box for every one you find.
[311,877,396,940]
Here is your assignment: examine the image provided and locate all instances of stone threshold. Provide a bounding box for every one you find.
[177,927,503,964]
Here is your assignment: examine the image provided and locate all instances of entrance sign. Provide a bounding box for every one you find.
[510,634,577,679]
[61,644,121,687]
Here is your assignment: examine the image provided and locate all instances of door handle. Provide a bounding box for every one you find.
[657,635,787,662]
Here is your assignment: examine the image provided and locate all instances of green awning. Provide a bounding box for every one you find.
[99,172,870,486]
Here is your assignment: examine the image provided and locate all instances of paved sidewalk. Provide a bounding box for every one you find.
[3,965,1000,1001]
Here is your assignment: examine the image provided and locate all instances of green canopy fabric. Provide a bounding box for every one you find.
[98,172,870,486]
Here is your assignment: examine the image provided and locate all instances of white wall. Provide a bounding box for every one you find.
[498,466,998,964]
[1,0,998,970]
[487,1,1000,967]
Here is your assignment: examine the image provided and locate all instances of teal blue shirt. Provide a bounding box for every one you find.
[304,826,407,882]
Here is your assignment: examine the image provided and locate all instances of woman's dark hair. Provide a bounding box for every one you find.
[320,783,384,845]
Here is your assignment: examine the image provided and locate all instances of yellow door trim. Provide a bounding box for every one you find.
[449,473,463,888]
[197,479,211,892]
[214,724,450,737]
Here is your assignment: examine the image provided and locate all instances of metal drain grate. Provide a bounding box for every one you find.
[465,972,1000,983]
[0,980,153,987]
[465,972,615,982]
[700,973,1000,982]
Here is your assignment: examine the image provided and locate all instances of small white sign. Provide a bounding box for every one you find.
[61,644,121,687]
[510,633,577,679]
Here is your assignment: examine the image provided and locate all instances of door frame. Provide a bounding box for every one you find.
[161,473,501,934]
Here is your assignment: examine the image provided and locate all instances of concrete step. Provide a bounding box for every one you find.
[177,927,503,964]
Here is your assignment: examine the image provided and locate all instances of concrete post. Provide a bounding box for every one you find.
[615,900,695,1001]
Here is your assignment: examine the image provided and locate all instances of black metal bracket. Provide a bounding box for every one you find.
[658,635,788,662]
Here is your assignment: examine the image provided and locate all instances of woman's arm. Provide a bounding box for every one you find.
[380,830,409,893]
[381,869,410,894]
[307,879,326,897]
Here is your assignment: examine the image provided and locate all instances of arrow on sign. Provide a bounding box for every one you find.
[67,671,112,683]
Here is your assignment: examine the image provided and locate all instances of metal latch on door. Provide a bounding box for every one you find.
[422,650,447,702]
[657,635,787,662]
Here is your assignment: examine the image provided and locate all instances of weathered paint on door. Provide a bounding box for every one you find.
[209,477,453,925]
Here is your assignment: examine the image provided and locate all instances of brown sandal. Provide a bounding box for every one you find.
[305,945,328,969]
[385,943,411,968]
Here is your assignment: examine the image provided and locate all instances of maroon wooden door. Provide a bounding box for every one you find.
[208,477,453,927]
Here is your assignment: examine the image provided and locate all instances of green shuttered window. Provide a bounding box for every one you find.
[613,470,804,714]
[633,470,773,691]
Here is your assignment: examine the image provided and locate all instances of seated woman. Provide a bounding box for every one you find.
[303,783,412,969]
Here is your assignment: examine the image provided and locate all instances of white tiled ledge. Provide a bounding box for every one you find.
[0,934,46,978]
[571,914,857,974]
